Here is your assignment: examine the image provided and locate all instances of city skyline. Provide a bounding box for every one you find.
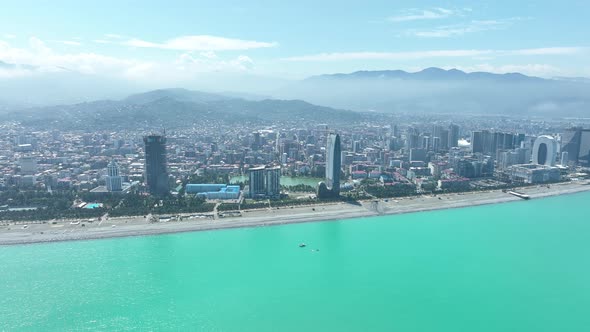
[3,3,590,331]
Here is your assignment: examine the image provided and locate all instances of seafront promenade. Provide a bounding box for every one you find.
[1,180,589,246]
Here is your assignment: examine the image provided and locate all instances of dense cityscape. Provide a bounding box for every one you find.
[3,2,590,331]
[1,110,590,223]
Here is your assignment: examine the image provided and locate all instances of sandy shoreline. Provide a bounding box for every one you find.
[1,180,590,246]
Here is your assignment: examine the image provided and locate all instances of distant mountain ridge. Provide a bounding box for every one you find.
[2,66,589,117]
[307,67,546,82]
[275,67,590,116]
[7,88,362,129]
[123,88,233,104]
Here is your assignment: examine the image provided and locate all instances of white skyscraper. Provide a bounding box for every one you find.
[106,160,123,192]
[532,135,558,166]
[561,151,569,166]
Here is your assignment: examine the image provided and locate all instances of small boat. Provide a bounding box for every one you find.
[299,243,306,248]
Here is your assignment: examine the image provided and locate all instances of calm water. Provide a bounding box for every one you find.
[2,192,590,331]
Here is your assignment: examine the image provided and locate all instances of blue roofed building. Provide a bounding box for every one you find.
[186,184,241,200]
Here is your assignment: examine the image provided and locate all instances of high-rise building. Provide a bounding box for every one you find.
[482,130,495,154]
[432,137,441,152]
[407,134,420,150]
[252,132,262,150]
[559,127,590,165]
[248,166,281,198]
[560,151,569,166]
[448,124,460,148]
[325,133,341,195]
[421,136,431,150]
[471,131,484,153]
[106,160,122,192]
[410,148,427,162]
[532,135,558,166]
[392,124,400,138]
[352,140,361,153]
[265,167,281,197]
[249,166,266,198]
[580,130,590,166]
[432,125,449,150]
[494,132,505,151]
[433,125,444,143]
[439,129,449,150]
[515,133,526,148]
[503,133,515,150]
[143,135,168,196]
[471,130,515,155]
[498,148,528,170]
[19,156,37,175]
[561,128,581,163]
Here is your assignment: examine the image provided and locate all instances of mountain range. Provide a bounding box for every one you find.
[274,68,590,116]
[1,67,589,118]
[307,67,544,82]
[5,88,362,129]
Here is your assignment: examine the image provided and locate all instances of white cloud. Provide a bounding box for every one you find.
[176,52,256,72]
[409,18,523,38]
[199,51,218,59]
[3,34,17,39]
[104,34,124,39]
[508,47,583,55]
[283,47,588,62]
[0,37,260,81]
[51,40,82,46]
[231,55,254,70]
[0,37,150,76]
[29,37,52,54]
[1,36,587,83]
[388,7,459,22]
[122,35,278,51]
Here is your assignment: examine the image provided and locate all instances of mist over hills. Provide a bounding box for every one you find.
[0,70,143,108]
[1,67,589,118]
[274,68,590,116]
[0,60,285,109]
[307,67,544,82]
[5,88,362,129]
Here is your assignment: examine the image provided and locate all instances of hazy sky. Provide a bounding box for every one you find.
[1,0,590,83]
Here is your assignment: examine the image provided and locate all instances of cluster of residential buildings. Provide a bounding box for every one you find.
[1,115,589,202]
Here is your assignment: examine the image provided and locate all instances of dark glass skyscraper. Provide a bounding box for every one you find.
[143,135,168,196]
[560,127,590,165]
[471,131,484,153]
[448,124,460,148]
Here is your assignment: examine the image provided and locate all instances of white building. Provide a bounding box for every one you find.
[532,135,558,166]
[106,160,123,192]
[508,164,561,184]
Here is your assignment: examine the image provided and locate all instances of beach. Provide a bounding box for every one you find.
[1,180,589,246]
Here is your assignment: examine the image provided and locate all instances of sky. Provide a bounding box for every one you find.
[1,0,590,89]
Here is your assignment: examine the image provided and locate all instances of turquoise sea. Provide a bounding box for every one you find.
[1,191,590,331]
